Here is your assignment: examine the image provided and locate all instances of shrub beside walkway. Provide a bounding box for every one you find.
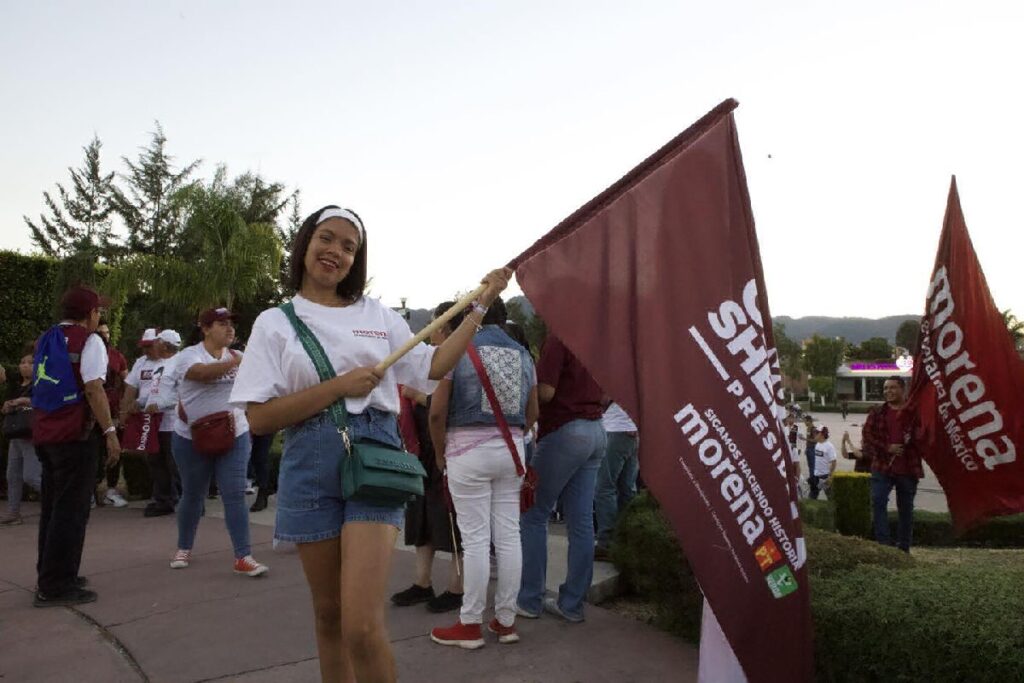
[0,503,698,683]
[614,492,1024,682]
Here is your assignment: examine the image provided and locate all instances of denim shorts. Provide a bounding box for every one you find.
[274,407,405,544]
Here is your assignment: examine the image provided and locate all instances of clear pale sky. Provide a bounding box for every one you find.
[2,1,1021,319]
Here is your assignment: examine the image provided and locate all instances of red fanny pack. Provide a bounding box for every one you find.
[179,401,235,457]
[466,343,538,513]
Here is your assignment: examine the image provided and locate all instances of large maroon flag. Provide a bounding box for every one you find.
[908,178,1024,530]
[510,100,813,682]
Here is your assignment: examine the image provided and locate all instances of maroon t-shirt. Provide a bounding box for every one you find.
[536,335,604,440]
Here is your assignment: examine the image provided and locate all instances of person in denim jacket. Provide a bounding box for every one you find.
[430,297,539,649]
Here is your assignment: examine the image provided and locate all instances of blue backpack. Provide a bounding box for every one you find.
[32,326,85,412]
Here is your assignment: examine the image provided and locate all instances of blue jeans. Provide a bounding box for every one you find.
[7,438,42,515]
[871,472,917,551]
[172,432,252,559]
[595,432,639,550]
[518,419,606,619]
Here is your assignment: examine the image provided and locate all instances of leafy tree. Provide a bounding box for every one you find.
[848,336,893,361]
[24,136,119,260]
[802,334,847,377]
[507,300,528,327]
[895,319,921,354]
[772,322,803,381]
[276,191,303,286]
[1003,309,1024,350]
[108,170,283,318]
[808,376,836,403]
[110,122,200,257]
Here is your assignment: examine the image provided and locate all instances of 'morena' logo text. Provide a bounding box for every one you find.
[353,329,387,340]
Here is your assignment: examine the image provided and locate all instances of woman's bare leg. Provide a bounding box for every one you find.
[340,522,400,683]
[298,537,353,683]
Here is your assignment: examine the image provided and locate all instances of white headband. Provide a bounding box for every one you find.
[317,208,365,243]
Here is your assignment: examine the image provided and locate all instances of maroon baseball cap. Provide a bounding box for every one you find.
[61,285,112,320]
[198,307,238,326]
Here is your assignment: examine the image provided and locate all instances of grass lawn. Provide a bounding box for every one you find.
[911,545,1024,568]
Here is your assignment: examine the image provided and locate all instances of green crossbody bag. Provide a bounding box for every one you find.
[279,302,426,506]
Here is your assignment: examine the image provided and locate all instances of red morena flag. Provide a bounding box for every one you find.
[908,177,1024,530]
[509,99,813,682]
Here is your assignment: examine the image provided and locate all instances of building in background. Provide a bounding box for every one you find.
[835,355,913,402]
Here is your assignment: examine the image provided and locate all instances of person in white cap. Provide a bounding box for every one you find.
[145,329,184,509]
[121,328,178,517]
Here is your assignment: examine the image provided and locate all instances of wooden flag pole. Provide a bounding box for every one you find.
[374,284,487,373]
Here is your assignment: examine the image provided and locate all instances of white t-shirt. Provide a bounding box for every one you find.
[602,402,637,432]
[173,343,249,439]
[230,294,437,417]
[79,332,108,384]
[814,441,838,477]
[146,354,181,433]
[58,323,107,384]
[125,356,163,407]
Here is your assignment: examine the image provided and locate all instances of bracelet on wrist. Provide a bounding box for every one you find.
[469,300,488,317]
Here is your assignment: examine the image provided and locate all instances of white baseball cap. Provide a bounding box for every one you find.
[138,328,158,346]
[157,329,181,346]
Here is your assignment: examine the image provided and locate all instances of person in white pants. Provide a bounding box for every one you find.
[429,298,539,650]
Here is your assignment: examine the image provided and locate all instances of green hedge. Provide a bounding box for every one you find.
[0,252,60,363]
[813,563,1024,681]
[613,493,1024,681]
[0,250,123,365]
[610,492,702,641]
[896,509,1024,548]
[800,499,1024,548]
[831,472,871,537]
[800,498,835,532]
[802,526,914,579]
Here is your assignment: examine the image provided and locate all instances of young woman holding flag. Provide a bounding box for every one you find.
[231,205,509,683]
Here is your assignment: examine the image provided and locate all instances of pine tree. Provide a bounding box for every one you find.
[110,122,200,257]
[24,136,119,259]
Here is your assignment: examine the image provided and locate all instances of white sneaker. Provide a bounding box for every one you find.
[105,490,128,508]
[244,479,256,495]
[170,549,192,569]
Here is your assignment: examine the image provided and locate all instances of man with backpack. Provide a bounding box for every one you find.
[32,285,121,607]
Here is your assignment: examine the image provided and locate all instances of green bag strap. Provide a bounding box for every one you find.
[278,302,351,442]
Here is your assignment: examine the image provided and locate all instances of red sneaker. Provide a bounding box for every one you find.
[487,618,520,644]
[430,621,485,650]
[233,555,268,577]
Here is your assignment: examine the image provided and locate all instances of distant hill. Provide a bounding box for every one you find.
[404,298,917,345]
[773,315,920,345]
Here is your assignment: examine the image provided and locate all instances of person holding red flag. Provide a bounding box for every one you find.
[231,204,510,683]
[862,377,922,551]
